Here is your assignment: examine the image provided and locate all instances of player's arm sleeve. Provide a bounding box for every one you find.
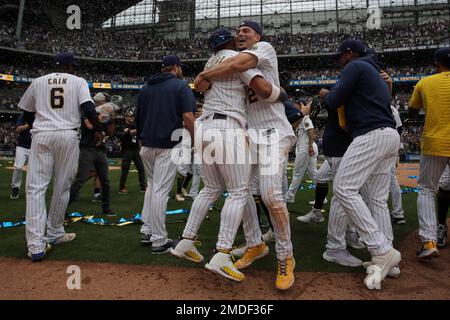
[78,78,94,105]
[325,62,361,110]
[241,42,273,68]
[200,53,257,80]
[22,112,35,128]
[179,84,196,113]
[239,68,263,86]
[284,101,304,124]
[409,81,423,110]
[18,81,36,112]
[80,101,102,131]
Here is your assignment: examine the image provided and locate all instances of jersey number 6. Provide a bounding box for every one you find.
[51,87,64,109]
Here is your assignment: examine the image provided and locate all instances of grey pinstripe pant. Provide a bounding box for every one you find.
[26,130,80,254]
[333,128,399,256]
[417,155,450,241]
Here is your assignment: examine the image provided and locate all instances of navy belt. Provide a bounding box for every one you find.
[213,113,227,120]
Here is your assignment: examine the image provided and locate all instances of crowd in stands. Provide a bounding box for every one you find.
[0,121,18,151]
[1,21,448,60]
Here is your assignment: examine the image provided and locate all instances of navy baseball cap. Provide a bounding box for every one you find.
[332,39,367,58]
[434,47,450,67]
[162,55,186,68]
[55,52,79,67]
[209,28,234,50]
[239,20,263,36]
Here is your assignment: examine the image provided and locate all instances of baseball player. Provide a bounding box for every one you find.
[137,55,196,253]
[10,112,34,200]
[285,115,317,204]
[437,165,450,247]
[390,105,406,224]
[193,21,306,290]
[319,40,401,290]
[171,27,292,283]
[18,52,103,261]
[117,106,146,194]
[408,47,450,259]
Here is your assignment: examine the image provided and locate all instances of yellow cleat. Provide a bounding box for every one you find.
[275,256,296,290]
[234,243,269,270]
[416,240,439,259]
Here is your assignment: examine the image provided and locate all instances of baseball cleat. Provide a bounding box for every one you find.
[234,243,269,269]
[169,238,204,263]
[118,188,129,194]
[275,256,295,290]
[391,215,406,225]
[364,248,401,290]
[323,249,362,267]
[437,224,448,248]
[308,198,328,205]
[345,232,365,249]
[362,261,401,278]
[205,252,245,282]
[262,229,276,243]
[230,244,247,258]
[10,187,19,200]
[175,194,185,202]
[28,243,52,262]
[297,209,324,223]
[152,239,177,255]
[51,233,76,245]
[416,240,439,259]
[141,233,151,245]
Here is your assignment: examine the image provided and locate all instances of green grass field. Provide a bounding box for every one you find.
[0,159,419,273]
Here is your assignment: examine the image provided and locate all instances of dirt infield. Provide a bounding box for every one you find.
[1,223,449,300]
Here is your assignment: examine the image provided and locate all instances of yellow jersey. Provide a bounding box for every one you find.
[409,71,450,157]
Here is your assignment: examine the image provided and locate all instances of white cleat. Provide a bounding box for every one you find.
[51,233,76,245]
[262,229,276,243]
[297,209,324,223]
[175,194,185,202]
[362,261,401,278]
[364,248,401,290]
[205,252,245,282]
[169,238,204,263]
[230,245,247,258]
[309,198,328,206]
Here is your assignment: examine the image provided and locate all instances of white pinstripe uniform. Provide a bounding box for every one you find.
[18,73,91,255]
[182,49,262,251]
[333,128,399,256]
[439,165,450,191]
[315,158,332,185]
[286,116,317,203]
[239,41,296,260]
[390,106,404,219]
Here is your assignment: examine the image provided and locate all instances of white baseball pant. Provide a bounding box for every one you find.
[26,130,80,254]
[182,117,258,251]
[242,136,295,260]
[439,165,450,190]
[140,146,178,247]
[286,146,308,202]
[11,146,30,189]
[389,157,404,218]
[315,158,332,184]
[417,155,450,242]
[333,128,400,256]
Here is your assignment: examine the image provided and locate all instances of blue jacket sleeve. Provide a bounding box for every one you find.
[179,84,196,114]
[325,62,361,110]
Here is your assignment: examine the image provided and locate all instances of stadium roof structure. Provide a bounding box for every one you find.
[0,0,142,28]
